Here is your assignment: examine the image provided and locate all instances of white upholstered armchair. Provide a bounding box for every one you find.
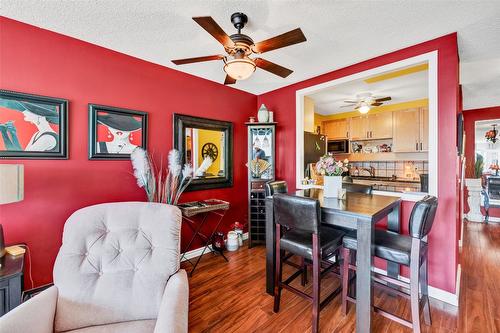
[0,202,189,333]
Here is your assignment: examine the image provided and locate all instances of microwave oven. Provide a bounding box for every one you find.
[327,139,349,154]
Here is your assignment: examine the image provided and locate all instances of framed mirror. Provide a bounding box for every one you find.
[173,113,233,191]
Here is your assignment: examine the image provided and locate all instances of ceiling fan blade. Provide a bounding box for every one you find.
[172,54,224,65]
[374,96,391,102]
[224,75,236,85]
[343,100,358,104]
[371,102,383,106]
[254,58,293,78]
[340,105,356,108]
[192,16,234,47]
[253,28,306,54]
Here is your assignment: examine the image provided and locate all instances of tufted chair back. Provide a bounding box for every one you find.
[53,202,182,332]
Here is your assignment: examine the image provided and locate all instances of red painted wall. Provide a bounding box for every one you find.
[463,106,500,216]
[257,34,460,293]
[0,17,256,288]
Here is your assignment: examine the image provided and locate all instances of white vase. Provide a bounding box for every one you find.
[257,104,269,123]
[324,175,342,198]
[465,178,484,222]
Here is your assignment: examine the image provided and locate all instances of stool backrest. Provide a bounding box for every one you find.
[266,180,288,196]
[273,193,320,234]
[343,183,373,195]
[409,195,438,239]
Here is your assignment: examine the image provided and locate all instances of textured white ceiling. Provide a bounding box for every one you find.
[308,67,428,115]
[1,1,500,109]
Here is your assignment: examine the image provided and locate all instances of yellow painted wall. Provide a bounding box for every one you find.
[314,113,328,134]
[304,96,315,132]
[197,129,222,175]
[314,98,428,122]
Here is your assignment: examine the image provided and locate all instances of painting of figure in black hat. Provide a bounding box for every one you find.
[89,104,147,160]
[0,90,68,159]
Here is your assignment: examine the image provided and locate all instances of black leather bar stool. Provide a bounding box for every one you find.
[341,195,438,333]
[273,193,344,333]
[265,180,288,196]
[343,183,373,195]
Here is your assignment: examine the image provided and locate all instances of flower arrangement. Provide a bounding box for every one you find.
[315,155,349,176]
[485,125,497,143]
[131,147,212,205]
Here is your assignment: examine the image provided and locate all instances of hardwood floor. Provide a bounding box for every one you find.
[182,221,500,332]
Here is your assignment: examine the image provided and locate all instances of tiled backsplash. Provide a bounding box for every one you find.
[350,160,428,180]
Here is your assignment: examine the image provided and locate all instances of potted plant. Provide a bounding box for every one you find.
[465,153,484,222]
[315,155,349,198]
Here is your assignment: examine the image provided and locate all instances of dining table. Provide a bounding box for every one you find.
[265,188,401,333]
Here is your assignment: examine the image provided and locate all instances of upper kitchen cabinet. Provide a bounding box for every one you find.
[368,112,393,139]
[349,112,393,140]
[393,107,427,152]
[323,118,348,139]
[419,107,429,151]
[349,115,369,140]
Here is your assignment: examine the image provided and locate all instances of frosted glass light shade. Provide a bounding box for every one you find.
[358,104,370,114]
[224,58,256,80]
[0,164,24,204]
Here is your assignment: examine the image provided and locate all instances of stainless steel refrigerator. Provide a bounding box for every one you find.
[304,132,326,177]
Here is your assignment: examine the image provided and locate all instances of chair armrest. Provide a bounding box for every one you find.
[154,269,189,333]
[0,285,58,333]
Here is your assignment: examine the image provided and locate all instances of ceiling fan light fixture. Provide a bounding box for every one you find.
[358,103,371,114]
[223,57,256,80]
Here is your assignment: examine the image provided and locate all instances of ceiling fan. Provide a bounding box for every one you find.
[171,12,307,85]
[341,93,392,114]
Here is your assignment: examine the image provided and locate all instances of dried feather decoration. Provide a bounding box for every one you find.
[131,148,213,205]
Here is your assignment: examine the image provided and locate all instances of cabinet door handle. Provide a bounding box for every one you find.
[420,142,423,150]
[370,131,373,138]
[416,142,419,151]
[347,131,349,138]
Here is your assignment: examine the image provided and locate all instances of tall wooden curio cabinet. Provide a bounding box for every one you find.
[246,122,276,248]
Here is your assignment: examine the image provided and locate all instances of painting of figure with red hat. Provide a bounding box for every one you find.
[0,90,68,159]
[88,104,147,160]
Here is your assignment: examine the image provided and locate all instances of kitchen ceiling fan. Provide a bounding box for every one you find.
[171,12,306,85]
[341,92,392,114]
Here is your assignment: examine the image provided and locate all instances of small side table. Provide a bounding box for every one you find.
[0,253,24,316]
[178,199,230,276]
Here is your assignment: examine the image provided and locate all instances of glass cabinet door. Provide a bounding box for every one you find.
[248,126,274,180]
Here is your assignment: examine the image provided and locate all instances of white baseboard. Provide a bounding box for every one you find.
[373,265,461,307]
[181,232,248,262]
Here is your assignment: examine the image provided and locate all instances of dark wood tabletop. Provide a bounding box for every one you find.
[296,188,401,220]
[0,253,24,279]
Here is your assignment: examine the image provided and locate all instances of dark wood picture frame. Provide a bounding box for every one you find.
[0,89,68,159]
[173,113,233,191]
[88,104,147,160]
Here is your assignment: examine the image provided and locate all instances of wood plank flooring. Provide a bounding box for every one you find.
[182,221,500,332]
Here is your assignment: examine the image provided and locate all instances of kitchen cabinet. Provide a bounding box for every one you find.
[323,119,348,139]
[349,116,369,140]
[419,107,429,151]
[369,112,393,139]
[393,108,427,152]
[349,112,392,140]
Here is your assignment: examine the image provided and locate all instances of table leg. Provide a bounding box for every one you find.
[387,203,401,288]
[356,218,373,333]
[265,197,275,295]
[187,210,228,276]
[179,213,209,263]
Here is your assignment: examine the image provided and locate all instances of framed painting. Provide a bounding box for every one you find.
[0,89,68,159]
[88,104,147,160]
